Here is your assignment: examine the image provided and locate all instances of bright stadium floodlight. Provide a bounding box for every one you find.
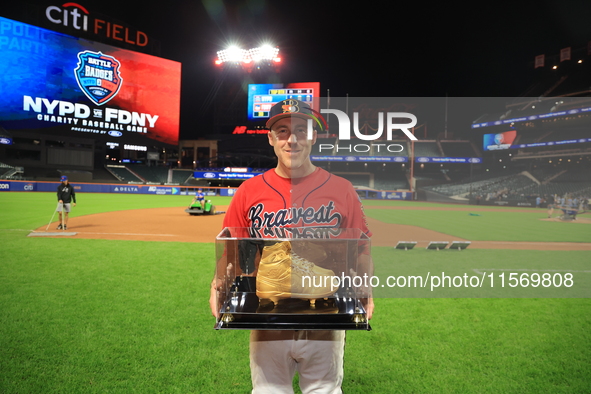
[229,46,248,62]
[249,45,280,62]
[216,46,246,65]
[215,45,280,66]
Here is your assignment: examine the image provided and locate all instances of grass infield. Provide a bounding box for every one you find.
[0,192,589,393]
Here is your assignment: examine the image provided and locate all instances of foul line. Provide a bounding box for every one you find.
[75,231,177,237]
[27,230,178,237]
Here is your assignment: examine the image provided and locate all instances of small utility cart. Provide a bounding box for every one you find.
[185,199,218,215]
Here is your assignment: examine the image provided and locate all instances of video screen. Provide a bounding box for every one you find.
[247,82,320,121]
[0,16,181,146]
[483,130,517,151]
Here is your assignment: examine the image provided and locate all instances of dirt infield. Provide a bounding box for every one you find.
[31,206,591,251]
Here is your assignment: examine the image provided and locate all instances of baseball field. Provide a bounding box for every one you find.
[1,191,590,393]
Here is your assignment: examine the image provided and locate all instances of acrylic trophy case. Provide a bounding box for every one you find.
[214,227,372,330]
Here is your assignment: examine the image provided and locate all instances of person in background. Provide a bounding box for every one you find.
[191,188,205,207]
[57,175,76,230]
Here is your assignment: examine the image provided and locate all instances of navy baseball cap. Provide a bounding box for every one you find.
[60,175,68,181]
[265,99,326,132]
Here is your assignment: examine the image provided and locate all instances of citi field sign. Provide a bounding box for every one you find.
[45,2,148,47]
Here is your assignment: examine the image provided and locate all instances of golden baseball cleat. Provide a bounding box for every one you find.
[256,241,338,305]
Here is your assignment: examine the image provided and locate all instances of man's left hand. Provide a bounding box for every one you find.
[362,297,374,320]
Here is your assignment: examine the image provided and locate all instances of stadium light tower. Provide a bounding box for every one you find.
[215,44,281,71]
[216,46,249,64]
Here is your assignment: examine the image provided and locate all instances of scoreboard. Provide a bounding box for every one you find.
[483,130,517,151]
[247,82,320,121]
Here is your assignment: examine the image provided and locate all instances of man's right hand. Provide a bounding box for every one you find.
[209,278,223,318]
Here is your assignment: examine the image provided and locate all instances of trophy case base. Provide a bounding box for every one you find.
[215,276,371,331]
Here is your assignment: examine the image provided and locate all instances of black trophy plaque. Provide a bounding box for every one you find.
[215,276,371,331]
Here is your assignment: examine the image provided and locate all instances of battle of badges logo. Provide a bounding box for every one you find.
[74,51,123,105]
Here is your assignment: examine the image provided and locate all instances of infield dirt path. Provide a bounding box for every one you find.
[31,206,591,251]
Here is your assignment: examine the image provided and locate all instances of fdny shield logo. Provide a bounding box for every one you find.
[74,51,123,105]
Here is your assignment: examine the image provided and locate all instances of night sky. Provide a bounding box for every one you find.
[4,0,591,139]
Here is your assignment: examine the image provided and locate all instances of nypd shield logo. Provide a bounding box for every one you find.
[74,51,123,106]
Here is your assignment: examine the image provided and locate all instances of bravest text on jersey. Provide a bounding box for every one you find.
[248,202,342,228]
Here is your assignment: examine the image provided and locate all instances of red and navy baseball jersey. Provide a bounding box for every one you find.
[223,167,372,238]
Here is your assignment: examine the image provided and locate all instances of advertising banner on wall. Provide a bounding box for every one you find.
[0,16,181,146]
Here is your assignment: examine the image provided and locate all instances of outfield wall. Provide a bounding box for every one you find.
[0,180,413,200]
[0,180,232,196]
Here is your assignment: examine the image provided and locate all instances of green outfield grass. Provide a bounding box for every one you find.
[361,199,552,209]
[364,206,590,243]
[1,193,590,393]
[363,200,524,209]
[371,247,591,298]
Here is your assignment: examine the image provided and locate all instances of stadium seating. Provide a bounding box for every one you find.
[373,177,410,191]
[422,163,591,204]
[0,162,24,179]
[105,165,143,183]
[554,168,591,182]
[128,165,169,184]
[423,172,536,199]
[413,141,442,157]
[337,173,371,187]
[440,141,478,157]
[172,169,195,184]
[519,182,591,198]
[528,167,565,182]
